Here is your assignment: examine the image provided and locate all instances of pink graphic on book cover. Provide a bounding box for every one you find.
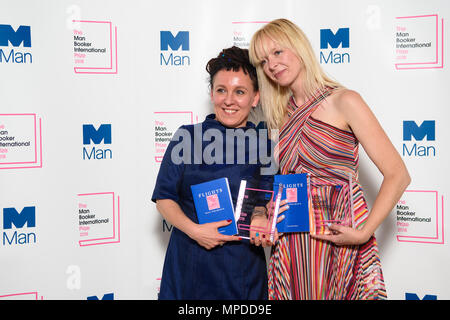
[207,194,220,210]
[286,188,297,203]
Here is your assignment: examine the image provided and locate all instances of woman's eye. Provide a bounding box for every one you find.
[216,88,225,93]
[274,50,282,55]
[260,60,266,66]
[236,90,245,95]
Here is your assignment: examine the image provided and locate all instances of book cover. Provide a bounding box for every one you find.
[274,173,310,233]
[191,177,237,236]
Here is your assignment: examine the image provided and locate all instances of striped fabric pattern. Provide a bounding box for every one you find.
[268,88,387,300]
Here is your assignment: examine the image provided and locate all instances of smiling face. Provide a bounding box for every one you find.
[258,36,303,90]
[211,68,260,128]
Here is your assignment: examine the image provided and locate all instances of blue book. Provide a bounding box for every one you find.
[191,177,238,236]
[274,173,310,233]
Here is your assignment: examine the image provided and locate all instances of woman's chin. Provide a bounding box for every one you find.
[216,114,247,128]
[219,119,246,128]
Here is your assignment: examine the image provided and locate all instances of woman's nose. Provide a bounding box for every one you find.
[224,92,234,105]
[266,56,276,70]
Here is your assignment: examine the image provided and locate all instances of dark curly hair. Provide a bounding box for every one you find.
[206,46,258,91]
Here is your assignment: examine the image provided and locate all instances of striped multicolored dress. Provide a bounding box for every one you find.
[268,88,387,300]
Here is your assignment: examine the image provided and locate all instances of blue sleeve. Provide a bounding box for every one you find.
[245,123,276,207]
[151,126,187,203]
[256,121,276,192]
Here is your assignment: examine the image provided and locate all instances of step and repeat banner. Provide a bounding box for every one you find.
[0,0,448,300]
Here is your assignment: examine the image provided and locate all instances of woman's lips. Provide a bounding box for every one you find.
[274,69,285,79]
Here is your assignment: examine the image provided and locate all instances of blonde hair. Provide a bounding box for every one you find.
[249,18,342,130]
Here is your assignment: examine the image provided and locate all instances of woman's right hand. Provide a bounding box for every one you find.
[188,219,241,250]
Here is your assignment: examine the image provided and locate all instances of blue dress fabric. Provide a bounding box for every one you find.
[152,114,273,300]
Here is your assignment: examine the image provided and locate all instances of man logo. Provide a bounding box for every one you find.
[405,292,437,300]
[3,206,35,229]
[83,124,112,145]
[160,31,189,51]
[402,120,436,157]
[403,120,435,141]
[87,293,114,300]
[0,25,31,47]
[320,28,349,49]
[0,24,32,64]
[319,28,350,64]
[160,31,190,66]
[2,206,36,246]
[82,124,112,160]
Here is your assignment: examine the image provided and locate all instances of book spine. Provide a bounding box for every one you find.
[307,174,315,235]
[224,178,237,234]
[234,180,247,226]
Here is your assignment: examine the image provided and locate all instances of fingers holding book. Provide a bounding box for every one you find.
[249,200,288,247]
[191,219,242,250]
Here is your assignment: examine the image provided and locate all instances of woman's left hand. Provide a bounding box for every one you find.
[250,200,288,247]
[250,215,280,247]
[310,224,371,246]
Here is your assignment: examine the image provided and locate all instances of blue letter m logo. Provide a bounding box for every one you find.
[0,24,31,47]
[405,293,437,300]
[160,31,189,51]
[83,124,112,145]
[320,28,349,49]
[3,206,36,229]
[403,120,435,141]
[87,293,114,300]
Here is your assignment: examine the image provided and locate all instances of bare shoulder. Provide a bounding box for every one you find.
[325,88,371,118]
[330,88,365,108]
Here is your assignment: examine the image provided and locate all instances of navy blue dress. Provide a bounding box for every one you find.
[152,114,273,300]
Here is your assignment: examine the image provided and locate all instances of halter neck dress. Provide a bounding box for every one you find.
[268,88,387,300]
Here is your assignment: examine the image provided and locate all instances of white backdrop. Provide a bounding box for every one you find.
[0,0,448,300]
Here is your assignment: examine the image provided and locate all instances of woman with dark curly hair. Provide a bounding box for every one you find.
[152,46,276,299]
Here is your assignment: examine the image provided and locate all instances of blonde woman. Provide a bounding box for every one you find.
[249,18,410,299]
